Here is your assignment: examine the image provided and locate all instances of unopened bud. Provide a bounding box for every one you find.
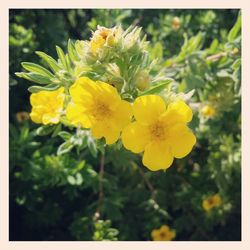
[16,111,30,123]
[135,70,151,91]
[172,17,181,30]
[232,47,239,55]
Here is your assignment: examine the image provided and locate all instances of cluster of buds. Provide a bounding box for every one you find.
[73,25,162,95]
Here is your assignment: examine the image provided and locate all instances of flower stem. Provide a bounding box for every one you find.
[95,152,105,219]
[138,167,157,202]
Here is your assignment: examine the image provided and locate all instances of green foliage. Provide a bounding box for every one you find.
[9,9,241,241]
[92,220,119,241]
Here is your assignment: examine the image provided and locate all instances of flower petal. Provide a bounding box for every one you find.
[170,230,176,240]
[142,142,174,171]
[169,124,196,158]
[30,111,42,123]
[113,100,132,128]
[133,95,166,124]
[66,102,92,128]
[29,88,65,125]
[92,122,120,145]
[122,122,150,153]
[42,113,60,125]
[165,100,193,123]
[202,200,212,211]
[161,225,170,232]
[97,81,120,98]
[70,77,103,104]
[151,229,160,239]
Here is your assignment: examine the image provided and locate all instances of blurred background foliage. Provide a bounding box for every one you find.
[9,9,241,241]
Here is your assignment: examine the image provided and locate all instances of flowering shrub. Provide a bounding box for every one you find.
[17,24,197,171]
[10,9,241,241]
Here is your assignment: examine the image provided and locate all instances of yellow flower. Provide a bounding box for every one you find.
[151,225,176,241]
[90,26,116,55]
[122,95,196,171]
[16,111,30,123]
[66,77,132,144]
[201,105,216,118]
[30,87,65,125]
[202,194,222,212]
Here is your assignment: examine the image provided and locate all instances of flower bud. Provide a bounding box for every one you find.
[232,47,239,55]
[172,17,181,30]
[90,26,117,55]
[16,111,30,123]
[135,70,151,91]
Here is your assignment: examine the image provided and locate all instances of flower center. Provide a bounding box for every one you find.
[207,197,214,205]
[160,232,166,238]
[92,101,111,120]
[149,122,166,141]
[100,30,110,40]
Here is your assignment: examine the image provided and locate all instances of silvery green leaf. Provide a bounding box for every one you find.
[57,141,74,155]
[139,79,173,96]
[36,51,61,73]
[36,125,55,136]
[28,83,60,93]
[21,62,54,78]
[56,45,68,70]
[68,39,79,62]
[15,72,53,85]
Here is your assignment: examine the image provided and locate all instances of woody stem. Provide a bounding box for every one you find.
[138,167,157,202]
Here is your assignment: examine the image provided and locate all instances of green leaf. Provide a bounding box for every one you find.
[9,124,19,139]
[139,79,173,96]
[36,51,61,73]
[28,83,60,93]
[150,42,163,60]
[232,58,241,70]
[75,173,83,185]
[51,124,62,138]
[65,54,71,71]
[57,141,74,155]
[36,125,55,136]
[228,13,241,42]
[56,46,68,70]
[67,175,76,185]
[208,39,219,54]
[87,137,98,158]
[15,72,53,85]
[68,39,79,62]
[21,62,54,78]
[183,89,196,101]
[177,32,205,62]
[58,131,72,141]
[10,76,18,86]
[184,75,205,89]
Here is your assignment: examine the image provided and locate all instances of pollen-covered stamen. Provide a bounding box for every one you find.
[160,232,167,238]
[207,197,214,205]
[100,30,109,40]
[92,101,111,120]
[149,122,166,141]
